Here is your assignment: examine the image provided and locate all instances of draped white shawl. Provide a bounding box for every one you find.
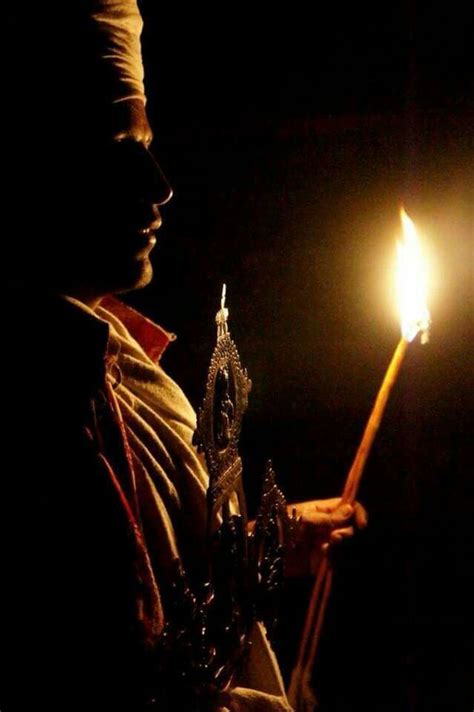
[90,300,292,711]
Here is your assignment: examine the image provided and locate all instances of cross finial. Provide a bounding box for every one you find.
[216,283,229,338]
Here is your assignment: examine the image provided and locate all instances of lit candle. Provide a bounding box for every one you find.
[288,208,431,711]
[343,208,430,503]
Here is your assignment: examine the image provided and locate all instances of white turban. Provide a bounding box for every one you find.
[89,0,146,104]
[7,0,148,134]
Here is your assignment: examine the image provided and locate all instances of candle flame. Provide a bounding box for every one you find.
[396,208,431,343]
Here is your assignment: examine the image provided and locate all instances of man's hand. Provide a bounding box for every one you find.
[284,498,368,577]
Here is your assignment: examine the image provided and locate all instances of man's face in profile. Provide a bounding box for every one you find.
[17,99,172,302]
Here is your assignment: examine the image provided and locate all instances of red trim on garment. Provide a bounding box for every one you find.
[97,451,144,546]
[104,376,141,522]
[96,449,165,635]
[101,295,176,362]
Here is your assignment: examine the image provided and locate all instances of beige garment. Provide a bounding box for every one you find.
[93,302,293,711]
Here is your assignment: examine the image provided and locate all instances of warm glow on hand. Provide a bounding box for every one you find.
[285,498,368,577]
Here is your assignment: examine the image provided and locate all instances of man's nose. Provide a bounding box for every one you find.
[114,140,173,206]
[144,148,173,206]
[139,144,173,206]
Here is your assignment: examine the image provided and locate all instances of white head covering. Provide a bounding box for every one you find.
[7,0,147,113]
[90,0,146,104]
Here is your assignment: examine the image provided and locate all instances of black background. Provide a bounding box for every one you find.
[128,3,473,710]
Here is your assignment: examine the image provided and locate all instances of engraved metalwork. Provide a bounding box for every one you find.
[158,287,293,703]
[193,287,252,535]
[251,460,300,642]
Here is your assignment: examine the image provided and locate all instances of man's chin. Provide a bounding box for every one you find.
[29,252,155,303]
[111,256,154,294]
[62,255,154,300]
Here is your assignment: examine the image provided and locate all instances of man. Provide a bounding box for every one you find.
[2,2,365,710]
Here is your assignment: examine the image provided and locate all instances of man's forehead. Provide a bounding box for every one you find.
[110,100,153,145]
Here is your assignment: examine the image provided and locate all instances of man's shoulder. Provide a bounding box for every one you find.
[6,289,109,399]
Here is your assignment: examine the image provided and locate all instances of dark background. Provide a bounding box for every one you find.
[128,3,473,710]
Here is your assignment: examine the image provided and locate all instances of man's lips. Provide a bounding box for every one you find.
[103,223,159,259]
[91,214,162,257]
[137,220,162,234]
[132,228,157,257]
[136,214,162,233]
[124,214,162,248]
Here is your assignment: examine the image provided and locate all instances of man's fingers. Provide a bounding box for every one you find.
[312,497,344,514]
[353,501,368,529]
[290,498,368,542]
[329,526,354,543]
[313,500,367,529]
[327,504,353,527]
[305,503,354,529]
